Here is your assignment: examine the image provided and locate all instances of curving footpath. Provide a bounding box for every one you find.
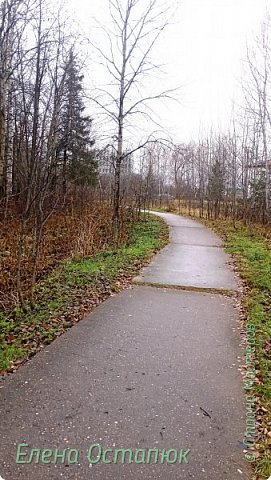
[0,213,250,479]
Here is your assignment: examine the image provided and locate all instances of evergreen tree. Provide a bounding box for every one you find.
[208,159,225,218]
[58,50,96,191]
[208,159,225,201]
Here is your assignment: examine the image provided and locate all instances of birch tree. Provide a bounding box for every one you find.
[90,0,176,228]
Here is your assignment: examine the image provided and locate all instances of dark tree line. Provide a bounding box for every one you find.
[1,0,174,306]
[0,0,97,302]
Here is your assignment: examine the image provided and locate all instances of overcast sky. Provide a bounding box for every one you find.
[67,0,271,144]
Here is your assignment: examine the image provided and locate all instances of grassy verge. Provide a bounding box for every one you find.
[203,219,271,479]
[0,215,168,375]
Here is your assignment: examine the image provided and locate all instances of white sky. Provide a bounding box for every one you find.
[67,0,271,145]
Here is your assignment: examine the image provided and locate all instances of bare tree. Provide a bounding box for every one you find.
[0,0,30,202]
[244,17,271,222]
[89,0,176,229]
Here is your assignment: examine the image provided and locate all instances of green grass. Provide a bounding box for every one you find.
[222,226,271,401]
[0,215,168,374]
[200,220,271,479]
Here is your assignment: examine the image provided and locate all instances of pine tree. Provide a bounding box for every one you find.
[58,50,96,192]
[208,160,225,219]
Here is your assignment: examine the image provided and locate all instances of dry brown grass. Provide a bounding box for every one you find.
[0,200,130,311]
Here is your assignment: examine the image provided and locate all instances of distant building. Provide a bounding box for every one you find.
[96,148,134,177]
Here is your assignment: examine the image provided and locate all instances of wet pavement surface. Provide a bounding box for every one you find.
[0,213,250,479]
[134,213,238,291]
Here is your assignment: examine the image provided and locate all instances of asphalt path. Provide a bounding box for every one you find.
[0,213,250,480]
